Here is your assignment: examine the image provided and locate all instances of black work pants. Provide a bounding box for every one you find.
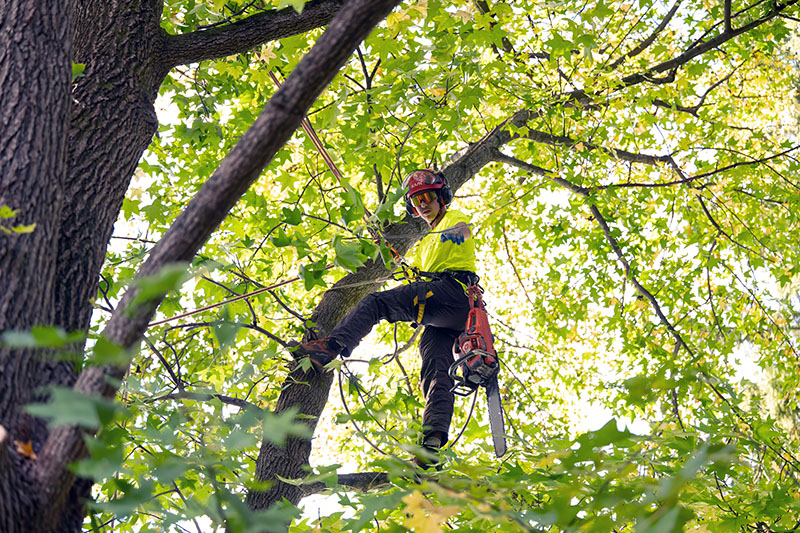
[329,277,471,444]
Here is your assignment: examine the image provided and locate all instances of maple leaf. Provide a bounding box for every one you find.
[402,490,459,533]
[14,440,38,460]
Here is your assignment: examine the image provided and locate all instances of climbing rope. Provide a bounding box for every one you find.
[146,269,393,329]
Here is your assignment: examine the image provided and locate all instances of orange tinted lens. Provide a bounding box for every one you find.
[411,191,437,207]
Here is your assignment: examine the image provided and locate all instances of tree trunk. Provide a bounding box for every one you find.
[1,0,346,528]
[0,0,71,529]
[53,0,166,338]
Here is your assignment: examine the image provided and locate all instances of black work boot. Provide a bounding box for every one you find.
[290,338,342,371]
[412,433,443,470]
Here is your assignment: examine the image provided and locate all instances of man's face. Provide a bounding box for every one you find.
[410,191,440,224]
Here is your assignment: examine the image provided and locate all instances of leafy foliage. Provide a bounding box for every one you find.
[75,0,800,530]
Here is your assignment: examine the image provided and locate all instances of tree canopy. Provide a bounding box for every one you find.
[3,0,800,531]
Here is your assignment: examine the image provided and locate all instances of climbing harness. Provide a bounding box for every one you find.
[391,263,479,328]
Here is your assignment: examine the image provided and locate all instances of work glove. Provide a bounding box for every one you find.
[440,230,465,245]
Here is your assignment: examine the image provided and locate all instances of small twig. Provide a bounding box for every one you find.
[172,481,202,533]
[337,368,391,456]
[609,0,683,69]
[670,387,685,430]
[148,391,263,412]
[501,228,535,307]
[144,337,185,392]
[695,192,767,261]
[266,289,307,322]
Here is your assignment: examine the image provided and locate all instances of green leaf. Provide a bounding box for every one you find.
[71,62,86,82]
[89,479,155,517]
[0,205,18,219]
[212,319,241,351]
[270,227,291,247]
[90,336,130,366]
[261,408,312,446]
[282,207,303,225]
[334,238,367,273]
[1,326,84,349]
[131,262,190,306]
[26,387,123,430]
[277,0,306,14]
[298,262,327,291]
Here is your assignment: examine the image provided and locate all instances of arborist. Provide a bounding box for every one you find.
[293,168,478,463]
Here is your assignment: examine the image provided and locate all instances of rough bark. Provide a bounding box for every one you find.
[32,0,402,525]
[163,0,345,68]
[0,0,71,427]
[0,0,71,529]
[53,0,348,341]
[0,0,346,528]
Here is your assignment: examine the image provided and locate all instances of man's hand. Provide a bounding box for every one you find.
[439,222,471,245]
[440,228,465,245]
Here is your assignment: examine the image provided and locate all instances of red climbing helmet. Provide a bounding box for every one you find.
[402,169,453,217]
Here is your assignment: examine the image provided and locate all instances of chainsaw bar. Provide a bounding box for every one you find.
[484,376,507,457]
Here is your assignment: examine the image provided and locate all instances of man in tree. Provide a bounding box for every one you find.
[294,168,477,460]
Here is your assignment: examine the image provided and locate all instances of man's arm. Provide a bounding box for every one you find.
[440,222,471,245]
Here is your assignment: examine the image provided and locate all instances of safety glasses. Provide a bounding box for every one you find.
[410,191,438,208]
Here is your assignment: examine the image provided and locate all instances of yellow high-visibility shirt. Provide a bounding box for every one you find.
[410,208,476,273]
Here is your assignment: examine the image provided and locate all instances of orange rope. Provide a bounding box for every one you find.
[147,71,405,329]
[267,71,374,220]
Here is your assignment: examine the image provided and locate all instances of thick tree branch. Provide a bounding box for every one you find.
[162,0,345,68]
[725,0,733,33]
[524,129,673,166]
[35,0,402,512]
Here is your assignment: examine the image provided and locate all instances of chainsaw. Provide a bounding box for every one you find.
[450,284,507,457]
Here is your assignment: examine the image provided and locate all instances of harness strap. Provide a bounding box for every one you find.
[393,262,480,287]
[412,284,434,327]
